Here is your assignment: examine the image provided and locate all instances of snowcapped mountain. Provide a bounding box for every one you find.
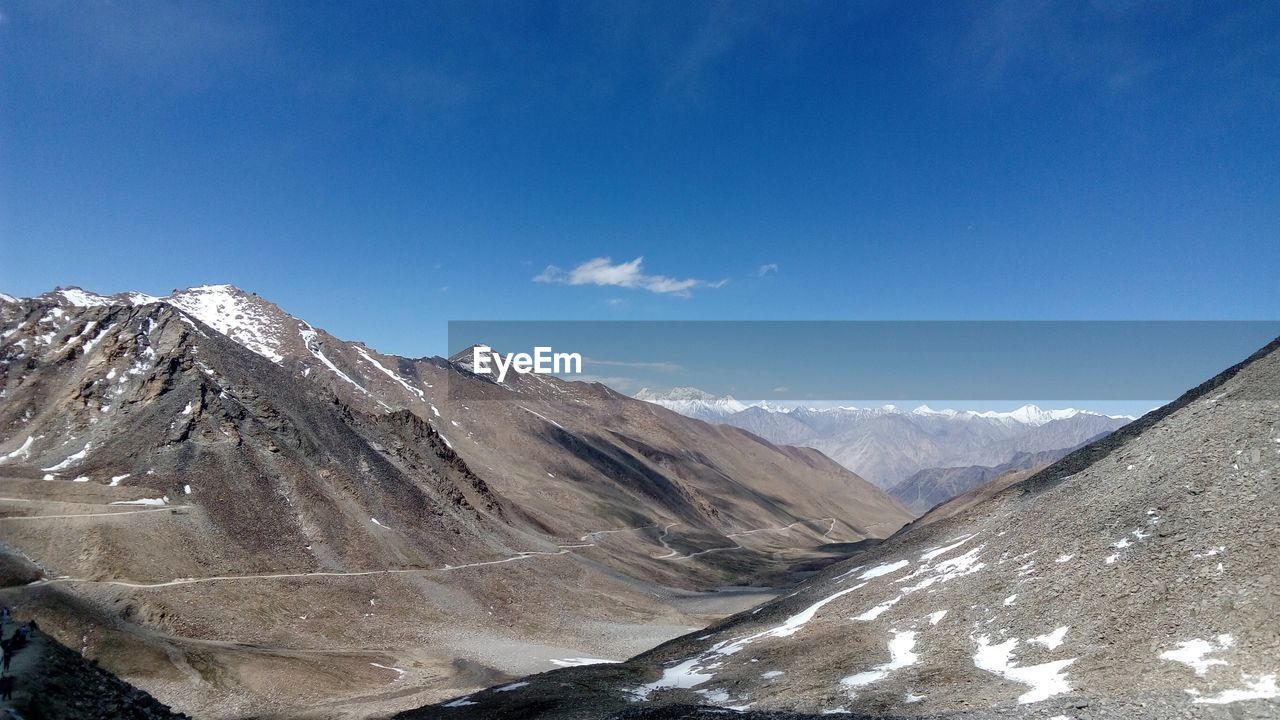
[634,389,1132,496]
[633,387,748,421]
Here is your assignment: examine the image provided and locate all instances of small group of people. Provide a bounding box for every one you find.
[0,606,38,703]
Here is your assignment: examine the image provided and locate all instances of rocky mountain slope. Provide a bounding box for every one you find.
[407,336,1280,719]
[0,620,189,720]
[634,391,1131,492]
[887,442,1101,516]
[0,286,910,718]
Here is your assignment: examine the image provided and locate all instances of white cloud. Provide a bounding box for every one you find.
[568,374,644,392]
[585,358,682,373]
[756,263,778,277]
[534,256,721,297]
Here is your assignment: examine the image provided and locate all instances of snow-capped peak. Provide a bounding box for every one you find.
[54,287,115,307]
[164,285,288,364]
[980,404,1082,425]
[912,404,1098,425]
[634,387,748,420]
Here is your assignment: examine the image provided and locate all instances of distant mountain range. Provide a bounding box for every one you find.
[408,334,1280,720]
[887,444,1091,516]
[634,387,1132,494]
[0,285,910,718]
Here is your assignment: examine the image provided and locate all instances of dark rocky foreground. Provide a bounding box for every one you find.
[0,620,186,719]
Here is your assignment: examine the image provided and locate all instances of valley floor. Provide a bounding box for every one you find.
[0,483,858,719]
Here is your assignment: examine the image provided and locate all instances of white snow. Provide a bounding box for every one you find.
[72,476,90,483]
[355,347,425,400]
[443,697,477,707]
[121,291,161,305]
[1003,594,1018,606]
[494,681,529,692]
[166,285,285,363]
[0,435,34,463]
[900,546,986,593]
[860,560,910,580]
[853,595,901,622]
[633,657,715,698]
[928,610,947,625]
[1030,627,1070,651]
[1187,673,1279,704]
[182,402,194,415]
[56,288,112,307]
[549,658,619,667]
[1104,553,1120,565]
[1193,546,1226,558]
[41,444,90,471]
[841,630,919,692]
[920,534,976,562]
[519,405,566,430]
[110,497,168,506]
[431,404,441,417]
[183,484,192,494]
[300,324,376,400]
[634,388,748,419]
[1055,554,1074,563]
[371,518,388,528]
[80,320,110,354]
[1160,635,1234,676]
[973,636,1076,704]
[631,578,871,699]
[369,662,406,680]
[761,670,784,680]
[109,474,130,486]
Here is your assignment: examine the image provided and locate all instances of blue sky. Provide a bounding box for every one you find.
[2,1,1278,369]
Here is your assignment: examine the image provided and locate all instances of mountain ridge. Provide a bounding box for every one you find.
[633,387,1132,496]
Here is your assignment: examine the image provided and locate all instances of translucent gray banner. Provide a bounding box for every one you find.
[446,321,1280,401]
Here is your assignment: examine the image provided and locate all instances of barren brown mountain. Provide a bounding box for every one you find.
[0,286,909,718]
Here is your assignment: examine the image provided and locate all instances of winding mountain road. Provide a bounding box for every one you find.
[23,513,849,590]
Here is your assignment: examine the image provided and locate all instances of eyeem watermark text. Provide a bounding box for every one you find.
[472,345,582,383]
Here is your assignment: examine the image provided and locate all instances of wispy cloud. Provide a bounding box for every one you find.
[756,263,778,277]
[535,256,724,297]
[566,374,644,392]
[585,357,682,373]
